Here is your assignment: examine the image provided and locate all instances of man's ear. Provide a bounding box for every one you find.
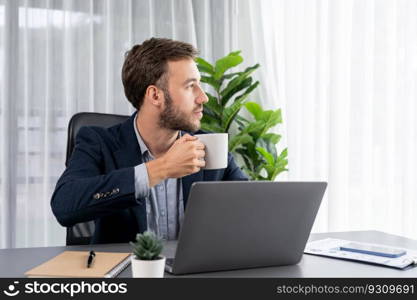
[144,85,162,107]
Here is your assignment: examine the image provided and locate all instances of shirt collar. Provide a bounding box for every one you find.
[133,113,182,157]
[133,113,151,156]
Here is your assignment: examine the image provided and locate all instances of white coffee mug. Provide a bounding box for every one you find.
[194,133,228,170]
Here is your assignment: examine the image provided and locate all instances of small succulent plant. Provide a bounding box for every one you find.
[130,231,163,260]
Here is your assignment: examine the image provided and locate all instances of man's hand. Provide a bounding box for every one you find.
[145,134,205,187]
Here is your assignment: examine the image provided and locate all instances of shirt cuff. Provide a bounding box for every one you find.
[134,163,151,199]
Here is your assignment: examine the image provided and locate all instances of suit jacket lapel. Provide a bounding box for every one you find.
[114,123,203,211]
[113,111,143,168]
[112,112,147,232]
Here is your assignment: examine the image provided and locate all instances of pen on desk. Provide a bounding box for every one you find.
[87,250,96,268]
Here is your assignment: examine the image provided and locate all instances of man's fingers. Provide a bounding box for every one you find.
[182,134,198,141]
[179,135,205,151]
[195,149,205,159]
[193,158,206,168]
[198,159,206,168]
[195,141,205,150]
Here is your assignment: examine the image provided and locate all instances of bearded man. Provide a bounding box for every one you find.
[51,38,247,244]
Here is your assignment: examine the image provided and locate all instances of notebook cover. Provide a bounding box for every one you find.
[25,251,131,278]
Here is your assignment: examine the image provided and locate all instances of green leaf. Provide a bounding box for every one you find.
[221,96,247,132]
[266,148,288,180]
[214,53,243,80]
[245,170,259,180]
[258,109,282,136]
[262,133,281,144]
[235,115,250,129]
[201,93,223,132]
[220,64,260,105]
[198,65,214,75]
[131,231,163,260]
[229,133,253,152]
[246,143,262,166]
[222,80,259,109]
[202,106,219,120]
[270,163,288,181]
[256,147,275,165]
[203,95,222,117]
[220,71,250,98]
[236,149,254,170]
[256,138,277,158]
[264,109,282,126]
[201,113,221,127]
[245,102,263,121]
[239,80,259,99]
[201,75,221,91]
[229,50,242,56]
[221,77,252,106]
[201,122,223,133]
[245,104,282,133]
[260,164,276,179]
[231,81,259,106]
[278,148,288,159]
[195,57,215,75]
[206,91,220,105]
[221,72,240,80]
[242,120,265,137]
[235,115,249,123]
[251,163,268,180]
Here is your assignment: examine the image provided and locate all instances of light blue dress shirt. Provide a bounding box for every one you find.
[133,115,184,240]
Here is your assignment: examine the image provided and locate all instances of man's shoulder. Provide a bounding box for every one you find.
[75,121,128,152]
[77,123,122,141]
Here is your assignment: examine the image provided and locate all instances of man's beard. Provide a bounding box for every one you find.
[158,88,201,133]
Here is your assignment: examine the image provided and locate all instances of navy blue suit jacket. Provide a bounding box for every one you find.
[51,112,248,244]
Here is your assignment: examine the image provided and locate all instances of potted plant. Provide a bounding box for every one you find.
[196,51,288,180]
[130,231,165,278]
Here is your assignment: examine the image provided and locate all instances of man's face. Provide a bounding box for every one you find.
[158,58,208,132]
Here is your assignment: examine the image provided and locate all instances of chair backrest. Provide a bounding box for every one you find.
[65,112,130,245]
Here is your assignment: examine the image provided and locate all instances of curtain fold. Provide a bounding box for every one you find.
[0,0,236,248]
[248,0,417,238]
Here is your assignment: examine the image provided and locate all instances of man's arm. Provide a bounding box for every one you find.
[51,127,145,227]
[51,129,207,227]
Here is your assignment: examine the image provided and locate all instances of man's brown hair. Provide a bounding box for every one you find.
[122,37,198,110]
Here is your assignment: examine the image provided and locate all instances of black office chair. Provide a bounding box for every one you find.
[65,112,130,245]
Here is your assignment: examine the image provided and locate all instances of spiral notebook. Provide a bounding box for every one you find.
[25,251,132,278]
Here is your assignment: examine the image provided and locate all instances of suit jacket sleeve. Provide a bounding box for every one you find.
[51,127,140,227]
[222,152,249,181]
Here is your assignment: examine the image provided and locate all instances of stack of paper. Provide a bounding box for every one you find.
[304,238,417,269]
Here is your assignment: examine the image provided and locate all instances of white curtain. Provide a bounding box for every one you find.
[238,0,417,239]
[1,0,417,249]
[0,0,237,248]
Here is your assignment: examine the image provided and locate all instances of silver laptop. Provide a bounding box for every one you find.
[165,181,327,275]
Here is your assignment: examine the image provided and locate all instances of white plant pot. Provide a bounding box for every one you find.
[131,256,166,278]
